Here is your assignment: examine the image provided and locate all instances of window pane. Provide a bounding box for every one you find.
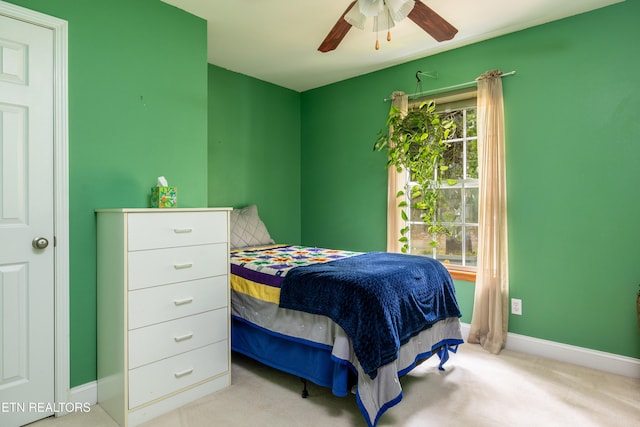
[408,189,427,222]
[408,223,434,257]
[442,141,463,180]
[436,225,463,263]
[434,225,479,267]
[466,108,477,137]
[467,139,478,178]
[465,187,478,223]
[437,188,461,223]
[448,110,465,137]
[465,226,478,267]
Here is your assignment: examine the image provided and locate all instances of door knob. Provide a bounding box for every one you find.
[32,237,49,249]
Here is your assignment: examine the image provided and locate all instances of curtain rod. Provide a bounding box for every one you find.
[383,70,516,102]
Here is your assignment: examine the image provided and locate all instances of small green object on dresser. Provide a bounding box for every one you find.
[151,186,177,208]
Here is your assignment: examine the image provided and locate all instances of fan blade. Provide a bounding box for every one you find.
[318,1,357,52]
[408,0,458,42]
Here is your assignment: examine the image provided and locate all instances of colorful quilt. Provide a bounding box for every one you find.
[231,244,360,279]
[230,245,361,303]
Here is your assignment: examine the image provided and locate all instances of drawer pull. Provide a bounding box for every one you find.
[174,263,193,270]
[174,332,194,342]
[173,297,193,306]
[174,368,194,379]
[173,228,193,234]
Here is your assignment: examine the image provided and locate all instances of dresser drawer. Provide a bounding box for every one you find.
[128,341,228,409]
[127,211,228,251]
[128,243,227,290]
[128,309,227,369]
[128,275,227,329]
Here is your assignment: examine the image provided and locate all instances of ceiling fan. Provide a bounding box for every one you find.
[318,0,458,52]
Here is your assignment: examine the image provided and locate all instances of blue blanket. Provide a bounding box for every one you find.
[279,252,461,379]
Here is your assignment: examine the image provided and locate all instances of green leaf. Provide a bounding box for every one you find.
[401,210,408,221]
[373,139,387,151]
[446,179,457,186]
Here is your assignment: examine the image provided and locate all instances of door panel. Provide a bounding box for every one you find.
[1,263,27,381]
[0,12,55,427]
[1,104,27,223]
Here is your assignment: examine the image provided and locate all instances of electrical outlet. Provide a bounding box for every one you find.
[511,298,522,315]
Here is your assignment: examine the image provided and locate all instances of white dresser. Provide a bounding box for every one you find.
[96,208,232,427]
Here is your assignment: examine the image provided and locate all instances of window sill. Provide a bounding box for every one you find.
[445,266,476,282]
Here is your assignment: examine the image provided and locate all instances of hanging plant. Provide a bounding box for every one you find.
[374,100,456,253]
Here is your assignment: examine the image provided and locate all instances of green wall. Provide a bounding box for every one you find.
[5,0,639,392]
[5,0,209,386]
[301,0,640,358]
[207,65,301,245]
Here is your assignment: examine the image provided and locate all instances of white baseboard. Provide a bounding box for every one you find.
[459,323,640,379]
[52,381,97,418]
[70,381,97,406]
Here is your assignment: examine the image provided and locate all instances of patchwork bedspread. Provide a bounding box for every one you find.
[230,245,463,427]
[231,245,360,285]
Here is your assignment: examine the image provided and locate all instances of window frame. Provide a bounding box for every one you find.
[406,89,478,282]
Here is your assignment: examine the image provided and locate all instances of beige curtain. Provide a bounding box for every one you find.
[387,91,408,253]
[467,70,509,354]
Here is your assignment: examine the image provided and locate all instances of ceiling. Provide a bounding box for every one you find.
[160,0,623,92]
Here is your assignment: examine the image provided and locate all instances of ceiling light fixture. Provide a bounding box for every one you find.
[318,0,457,53]
[344,0,414,50]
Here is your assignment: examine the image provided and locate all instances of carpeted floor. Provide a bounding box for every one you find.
[29,343,640,427]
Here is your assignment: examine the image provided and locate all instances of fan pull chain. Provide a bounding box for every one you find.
[374,16,380,50]
[387,11,392,42]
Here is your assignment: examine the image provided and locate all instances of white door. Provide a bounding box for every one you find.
[0,12,55,427]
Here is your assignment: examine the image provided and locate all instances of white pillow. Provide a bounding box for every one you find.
[229,205,275,249]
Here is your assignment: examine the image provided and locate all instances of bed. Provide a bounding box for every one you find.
[228,206,463,427]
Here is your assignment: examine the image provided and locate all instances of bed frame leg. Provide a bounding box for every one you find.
[300,378,309,398]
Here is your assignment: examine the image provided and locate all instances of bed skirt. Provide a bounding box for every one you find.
[231,316,463,426]
[231,316,351,396]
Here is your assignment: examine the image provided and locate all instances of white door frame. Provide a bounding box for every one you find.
[0,0,70,415]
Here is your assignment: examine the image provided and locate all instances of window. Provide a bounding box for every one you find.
[405,90,478,271]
